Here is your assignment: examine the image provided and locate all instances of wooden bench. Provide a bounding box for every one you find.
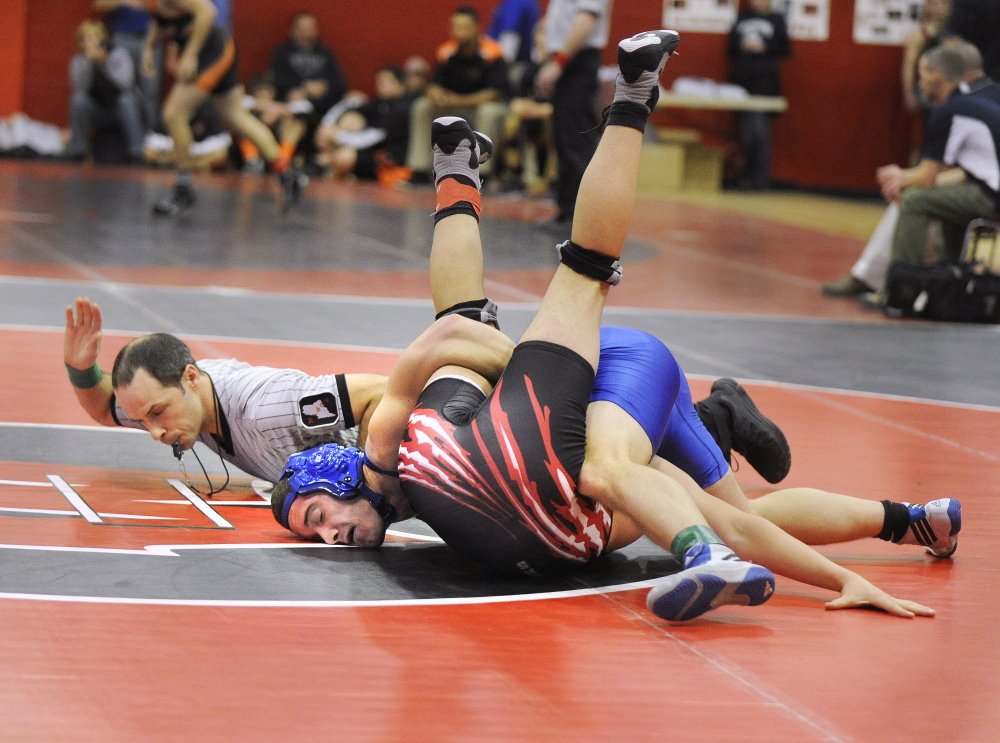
[638,128,725,194]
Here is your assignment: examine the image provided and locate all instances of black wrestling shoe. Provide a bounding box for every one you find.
[152,183,195,217]
[699,378,791,484]
[431,117,493,171]
[279,168,306,212]
[616,30,679,111]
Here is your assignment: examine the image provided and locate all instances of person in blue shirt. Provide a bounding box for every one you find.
[487,0,541,64]
[94,0,161,132]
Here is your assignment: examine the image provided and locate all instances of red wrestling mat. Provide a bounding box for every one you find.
[2,328,998,741]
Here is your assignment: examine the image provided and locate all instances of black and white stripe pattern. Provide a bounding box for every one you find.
[114,359,357,482]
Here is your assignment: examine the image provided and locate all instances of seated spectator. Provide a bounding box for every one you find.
[823,43,1000,302]
[66,20,145,163]
[405,5,509,184]
[403,55,431,96]
[314,66,414,184]
[491,25,554,194]
[143,101,232,170]
[269,12,348,167]
[93,0,161,133]
[238,72,314,174]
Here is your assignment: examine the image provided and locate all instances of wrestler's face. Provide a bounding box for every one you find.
[287,493,387,548]
[115,366,208,452]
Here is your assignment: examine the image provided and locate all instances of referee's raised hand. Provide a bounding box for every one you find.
[64,297,104,372]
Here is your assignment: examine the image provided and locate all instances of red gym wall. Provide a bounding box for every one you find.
[12,1,910,192]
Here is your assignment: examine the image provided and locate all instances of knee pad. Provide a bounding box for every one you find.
[557,240,622,286]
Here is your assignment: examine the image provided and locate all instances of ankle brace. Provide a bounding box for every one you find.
[607,100,651,132]
[434,177,482,223]
[878,500,912,542]
[557,240,623,285]
[435,298,499,328]
[671,525,725,563]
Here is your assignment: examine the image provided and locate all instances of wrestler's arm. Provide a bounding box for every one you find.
[175,0,217,61]
[342,373,388,448]
[364,316,513,465]
[141,16,161,78]
[649,457,935,618]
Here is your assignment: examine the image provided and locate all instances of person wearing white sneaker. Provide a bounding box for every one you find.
[275,32,935,623]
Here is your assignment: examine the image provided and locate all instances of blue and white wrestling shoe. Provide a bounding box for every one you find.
[647,543,775,622]
[899,499,962,558]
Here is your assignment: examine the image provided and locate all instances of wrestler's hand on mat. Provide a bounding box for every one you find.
[64,297,104,370]
[825,573,935,618]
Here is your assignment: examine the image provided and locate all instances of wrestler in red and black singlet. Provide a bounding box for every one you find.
[399,340,611,578]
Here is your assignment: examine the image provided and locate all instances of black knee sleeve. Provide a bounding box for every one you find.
[557,240,623,286]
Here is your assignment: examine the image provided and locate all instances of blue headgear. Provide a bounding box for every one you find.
[276,444,397,530]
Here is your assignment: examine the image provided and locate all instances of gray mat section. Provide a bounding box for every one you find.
[0,425,236,475]
[604,310,1000,409]
[0,539,677,602]
[0,174,656,271]
[5,277,999,407]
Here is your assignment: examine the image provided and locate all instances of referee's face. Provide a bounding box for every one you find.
[116,367,208,452]
[287,492,387,548]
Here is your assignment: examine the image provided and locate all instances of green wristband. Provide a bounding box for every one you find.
[66,362,103,390]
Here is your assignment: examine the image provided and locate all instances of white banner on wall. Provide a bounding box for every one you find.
[853,0,923,45]
[662,0,738,35]
[776,0,830,41]
[662,0,828,40]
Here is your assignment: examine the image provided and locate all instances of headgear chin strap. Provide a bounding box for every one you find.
[278,444,397,530]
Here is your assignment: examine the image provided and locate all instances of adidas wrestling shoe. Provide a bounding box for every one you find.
[898,499,962,558]
[708,378,791,484]
[431,117,493,184]
[152,183,195,217]
[647,543,775,622]
[616,30,680,111]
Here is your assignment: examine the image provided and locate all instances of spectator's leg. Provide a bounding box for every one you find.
[472,101,508,177]
[851,202,899,291]
[140,44,164,132]
[939,219,969,262]
[276,114,307,163]
[404,95,434,177]
[892,182,998,264]
[66,92,100,158]
[114,32,161,132]
[115,91,146,162]
[213,86,282,164]
[739,111,771,189]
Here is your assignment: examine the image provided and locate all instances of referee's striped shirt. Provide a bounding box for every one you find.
[112,358,358,482]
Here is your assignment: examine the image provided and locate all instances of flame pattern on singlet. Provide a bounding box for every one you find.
[399,375,610,565]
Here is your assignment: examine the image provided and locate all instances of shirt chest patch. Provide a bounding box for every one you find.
[298,392,342,428]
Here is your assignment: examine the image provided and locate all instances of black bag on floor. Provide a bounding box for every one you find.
[884,261,1000,322]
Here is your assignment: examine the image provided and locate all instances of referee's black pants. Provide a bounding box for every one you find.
[551,48,601,223]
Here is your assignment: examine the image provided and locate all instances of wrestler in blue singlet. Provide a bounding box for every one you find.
[592,326,729,488]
